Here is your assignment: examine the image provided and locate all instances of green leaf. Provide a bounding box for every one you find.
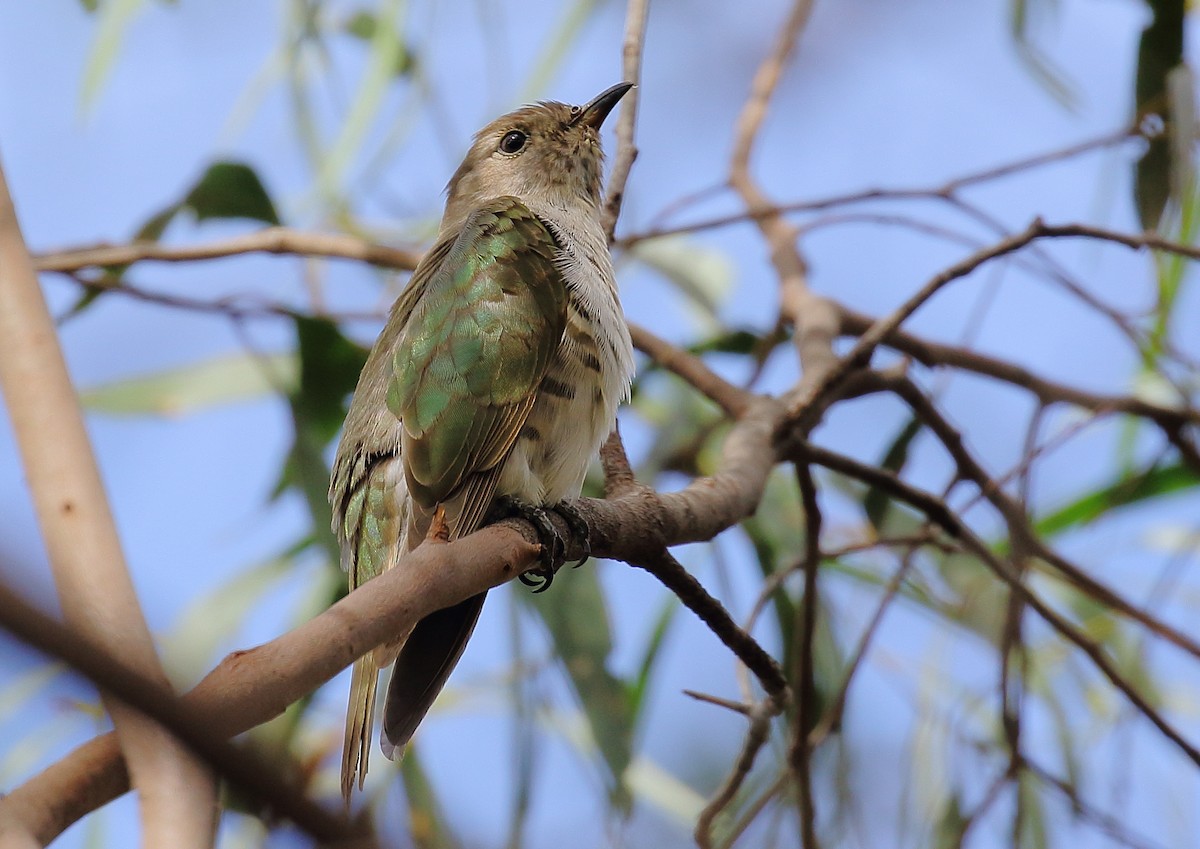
[628,597,676,730]
[135,161,280,242]
[862,416,923,530]
[80,352,297,417]
[184,162,280,225]
[79,0,148,111]
[317,0,406,195]
[160,552,297,686]
[277,317,369,559]
[1035,462,1200,538]
[1133,0,1187,231]
[933,793,968,849]
[291,316,369,441]
[342,9,416,76]
[401,745,462,849]
[524,566,634,809]
[1008,0,1077,108]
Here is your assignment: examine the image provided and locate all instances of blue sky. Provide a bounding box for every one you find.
[2,1,1199,847]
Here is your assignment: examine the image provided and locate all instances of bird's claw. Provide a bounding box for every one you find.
[491,497,592,591]
[552,500,592,569]
[492,496,563,592]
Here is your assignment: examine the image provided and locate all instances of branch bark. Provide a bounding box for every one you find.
[0,151,218,847]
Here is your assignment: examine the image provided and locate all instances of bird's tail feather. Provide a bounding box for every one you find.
[380,592,487,758]
[340,656,379,804]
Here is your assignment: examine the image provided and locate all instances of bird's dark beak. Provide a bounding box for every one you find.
[573,82,634,130]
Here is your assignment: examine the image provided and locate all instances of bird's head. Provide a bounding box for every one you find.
[442,82,633,230]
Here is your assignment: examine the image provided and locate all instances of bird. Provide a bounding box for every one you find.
[328,82,636,801]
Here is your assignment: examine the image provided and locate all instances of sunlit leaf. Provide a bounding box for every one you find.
[0,662,61,727]
[317,0,406,196]
[81,352,297,417]
[1035,462,1200,538]
[629,235,735,331]
[160,552,297,686]
[79,0,148,111]
[342,8,415,76]
[625,756,706,826]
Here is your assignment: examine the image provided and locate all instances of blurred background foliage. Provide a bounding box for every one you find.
[1,1,1199,848]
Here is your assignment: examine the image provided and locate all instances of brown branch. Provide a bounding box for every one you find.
[794,407,1200,770]
[5,394,791,842]
[629,322,753,417]
[620,126,1136,246]
[835,307,1200,429]
[693,699,779,849]
[1023,758,1169,849]
[633,549,788,699]
[34,227,421,274]
[0,153,218,846]
[806,554,917,748]
[789,463,820,849]
[788,218,1048,425]
[0,578,370,846]
[601,0,650,238]
[884,376,1200,663]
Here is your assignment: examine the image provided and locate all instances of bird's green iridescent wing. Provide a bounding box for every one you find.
[331,234,458,582]
[391,196,568,538]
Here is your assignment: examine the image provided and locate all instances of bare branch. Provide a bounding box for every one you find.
[602,0,651,237]
[34,227,421,274]
[694,699,780,849]
[0,152,218,846]
[0,578,370,845]
[789,462,821,849]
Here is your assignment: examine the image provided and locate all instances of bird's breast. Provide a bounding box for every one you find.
[497,289,632,504]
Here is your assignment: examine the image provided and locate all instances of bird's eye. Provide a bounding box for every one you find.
[499,130,527,154]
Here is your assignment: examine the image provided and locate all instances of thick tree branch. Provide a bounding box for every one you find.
[0,152,218,846]
[4,394,789,842]
[0,579,369,846]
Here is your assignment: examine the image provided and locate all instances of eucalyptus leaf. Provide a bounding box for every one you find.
[135,161,280,242]
[79,0,147,111]
[81,352,296,417]
[629,235,735,330]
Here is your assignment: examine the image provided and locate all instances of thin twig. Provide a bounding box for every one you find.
[602,0,650,238]
[634,549,788,700]
[35,227,421,274]
[694,698,780,849]
[789,462,821,849]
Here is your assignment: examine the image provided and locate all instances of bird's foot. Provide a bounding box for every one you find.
[491,496,564,593]
[552,500,592,570]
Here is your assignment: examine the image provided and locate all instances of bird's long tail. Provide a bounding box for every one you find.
[380,592,487,759]
[341,656,379,803]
